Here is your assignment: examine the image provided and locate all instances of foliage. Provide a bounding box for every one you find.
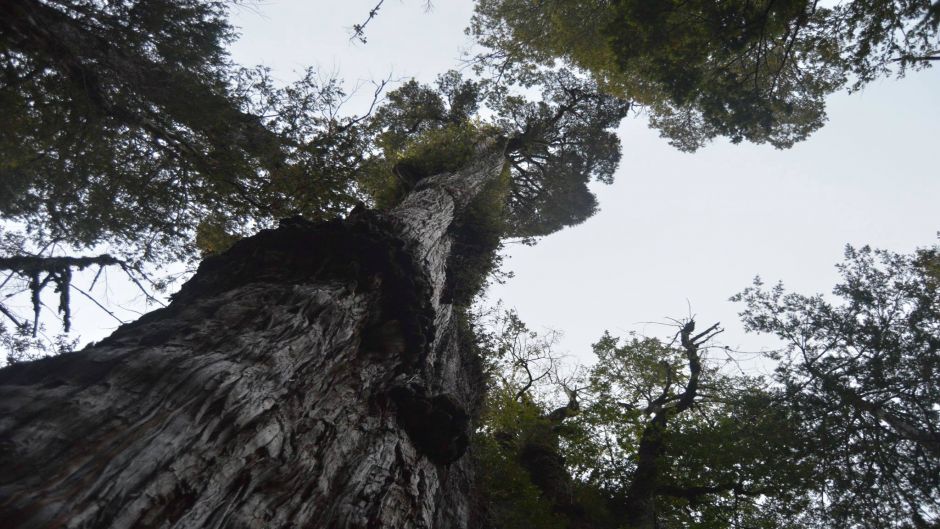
[733,245,940,528]
[0,321,77,365]
[472,309,616,529]
[470,0,939,151]
[359,119,491,210]
[473,244,940,528]
[355,69,628,308]
[494,70,629,238]
[474,386,568,529]
[362,70,628,239]
[1,1,366,265]
[444,163,512,307]
[561,331,816,528]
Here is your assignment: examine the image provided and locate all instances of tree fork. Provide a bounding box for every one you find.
[0,143,507,529]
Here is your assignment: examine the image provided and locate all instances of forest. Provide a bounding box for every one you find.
[0,1,938,528]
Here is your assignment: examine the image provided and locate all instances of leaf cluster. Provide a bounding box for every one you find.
[1,1,367,264]
[734,245,940,528]
[470,0,939,151]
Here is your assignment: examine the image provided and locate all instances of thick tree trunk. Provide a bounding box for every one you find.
[0,143,506,529]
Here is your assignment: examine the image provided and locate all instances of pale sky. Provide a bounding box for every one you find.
[9,1,937,367]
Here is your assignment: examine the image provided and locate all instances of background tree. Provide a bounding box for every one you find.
[1,0,371,262]
[475,314,817,529]
[470,0,940,151]
[734,245,940,528]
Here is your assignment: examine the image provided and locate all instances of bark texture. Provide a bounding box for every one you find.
[0,144,506,529]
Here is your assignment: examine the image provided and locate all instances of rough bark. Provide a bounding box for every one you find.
[0,143,506,529]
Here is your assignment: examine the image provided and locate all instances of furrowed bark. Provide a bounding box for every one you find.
[0,143,506,529]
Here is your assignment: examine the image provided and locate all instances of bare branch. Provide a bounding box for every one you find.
[0,302,25,329]
[69,283,125,326]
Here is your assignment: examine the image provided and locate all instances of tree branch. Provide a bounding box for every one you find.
[350,0,385,44]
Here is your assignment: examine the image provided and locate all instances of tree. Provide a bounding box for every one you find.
[477,317,817,529]
[470,0,940,151]
[579,325,799,529]
[475,247,940,529]
[734,245,940,528]
[0,48,628,529]
[0,139,504,528]
[361,70,629,239]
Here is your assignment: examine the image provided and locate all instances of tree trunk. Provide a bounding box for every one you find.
[0,143,506,529]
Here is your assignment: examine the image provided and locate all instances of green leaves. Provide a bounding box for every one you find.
[734,245,940,528]
[0,2,365,264]
[360,69,627,241]
[470,0,938,151]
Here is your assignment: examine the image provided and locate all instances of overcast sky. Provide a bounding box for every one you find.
[13,1,935,367]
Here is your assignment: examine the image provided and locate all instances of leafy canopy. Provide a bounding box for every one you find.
[471,0,940,151]
[734,245,940,528]
[476,244,940,528]
[361,70,629,239]
[1,0,367,264]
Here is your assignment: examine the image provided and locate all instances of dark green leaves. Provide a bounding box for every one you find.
[734,245,940,528]
[470,0,939,151]
[0,1,364,264]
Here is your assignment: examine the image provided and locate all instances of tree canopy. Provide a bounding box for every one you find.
[471,0,940,151]
[734,245,940,528]
[361,69,628,239]
[0,0,630,356]
[1,0,370,265]
[476,244,940,529]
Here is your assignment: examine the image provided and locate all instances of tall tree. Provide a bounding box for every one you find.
[0,59,628,527]
[0,139,506,528]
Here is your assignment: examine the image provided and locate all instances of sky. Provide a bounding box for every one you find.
[224,0,940,367]
[7,1,937,367]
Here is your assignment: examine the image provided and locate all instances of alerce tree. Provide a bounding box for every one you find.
[0,5,629,523]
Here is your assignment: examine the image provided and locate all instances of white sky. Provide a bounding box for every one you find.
[8,1,936,367]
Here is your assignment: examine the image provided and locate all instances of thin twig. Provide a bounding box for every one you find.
[119,264,166,307]
[69,284,125,325]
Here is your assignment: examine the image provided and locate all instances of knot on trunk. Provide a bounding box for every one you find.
[388,382,470,465]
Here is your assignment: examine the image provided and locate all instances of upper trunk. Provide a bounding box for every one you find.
[0,142,506,529]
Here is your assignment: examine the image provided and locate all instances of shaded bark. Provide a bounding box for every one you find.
[0,143,506,529]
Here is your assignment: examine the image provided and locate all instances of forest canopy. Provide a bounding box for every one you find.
[477,246,940,529]
[470,0,940,150]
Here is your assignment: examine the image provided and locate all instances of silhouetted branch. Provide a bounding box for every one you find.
[350,0,385,43]
[69,283,125,326]
[0,253,159,334]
